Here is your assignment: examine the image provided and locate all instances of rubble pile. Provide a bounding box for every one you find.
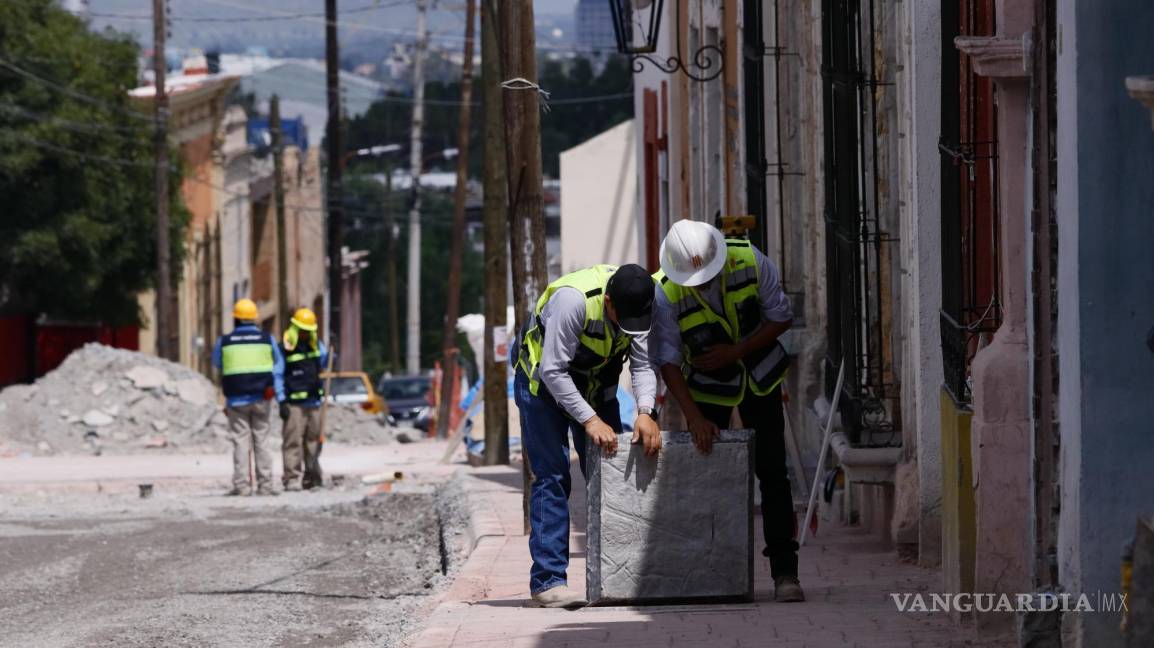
[0,344,395,456]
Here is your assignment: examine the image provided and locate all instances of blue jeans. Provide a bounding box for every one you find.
[514,369,621,594]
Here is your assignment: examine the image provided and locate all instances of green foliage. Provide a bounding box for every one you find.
[0,0,188,325]
[345,176,484,380]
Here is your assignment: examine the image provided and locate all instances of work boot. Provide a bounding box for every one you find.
[225,486,251,497]
[283,482,303,492]
[774,576,805,603]
[255,486,279,497]
[530,585,587,609]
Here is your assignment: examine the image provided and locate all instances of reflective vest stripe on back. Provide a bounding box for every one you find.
[220,331,275,399]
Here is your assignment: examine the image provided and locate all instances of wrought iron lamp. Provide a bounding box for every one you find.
[607,0,724,82]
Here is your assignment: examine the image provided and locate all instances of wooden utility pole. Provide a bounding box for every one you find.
[152,0,172,360]
[498,0,547,335]
[497,0,545,533]
[405,0,429,375]
[721,0,742,216]
[481,0,509,466]
[436,0,477,439]
[383,168,401,373]
[271,94,290,330]
[325,0,344,356]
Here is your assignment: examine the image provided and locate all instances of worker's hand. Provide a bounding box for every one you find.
[692,343,741,372]
[279,402,291,422]
[687,413,721,456]
[630,412,662,456]
[583,416,619,457]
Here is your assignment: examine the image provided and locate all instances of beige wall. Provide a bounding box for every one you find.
[559,120,639,273]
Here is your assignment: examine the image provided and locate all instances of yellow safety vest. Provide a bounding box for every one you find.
[516,265,633,409]
[655,240,789,407]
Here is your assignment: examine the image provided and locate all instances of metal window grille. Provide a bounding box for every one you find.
[939,0,1002,405]
[820,0,900,445]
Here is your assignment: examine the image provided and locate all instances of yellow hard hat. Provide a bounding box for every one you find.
[233,298,258,321]
[291,307,318,331]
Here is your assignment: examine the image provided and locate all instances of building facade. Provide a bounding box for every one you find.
[629,1,1154,645]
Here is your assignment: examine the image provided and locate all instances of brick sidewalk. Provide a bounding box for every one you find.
[409,464,1010,648]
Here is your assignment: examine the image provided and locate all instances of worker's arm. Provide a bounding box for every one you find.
[538,288,618,455]
[270,336,286,402]
[653,290,720,455]
[692,249,794,372]
[318,341,329,369]
[626,332,660,456]
[211,337,222,371]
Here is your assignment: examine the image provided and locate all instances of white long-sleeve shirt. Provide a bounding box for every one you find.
[538,287,657,423]
[651,246,793,368]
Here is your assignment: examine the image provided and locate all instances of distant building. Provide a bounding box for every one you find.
[575,0,616,53]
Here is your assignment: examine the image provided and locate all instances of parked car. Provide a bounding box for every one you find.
[377,374,432,429]
[321,372,387,416]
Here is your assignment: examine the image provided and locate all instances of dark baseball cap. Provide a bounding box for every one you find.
[606,264,656,334]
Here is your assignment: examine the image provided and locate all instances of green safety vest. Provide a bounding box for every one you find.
[655,239,789,407]
[516,265,634,410]
[220,329,276,399]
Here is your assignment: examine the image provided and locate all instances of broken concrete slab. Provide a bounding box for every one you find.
[586,429,754,605]
[81,410,115,427]
[125,365,167,390]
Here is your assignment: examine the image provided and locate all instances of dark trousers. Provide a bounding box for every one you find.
[514,369,622,594]
[698,387,799,580]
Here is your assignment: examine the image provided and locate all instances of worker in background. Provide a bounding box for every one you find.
[279,307,328,491]
[212,298,285,497]
[513,263,662,609]
[651,219,804,603]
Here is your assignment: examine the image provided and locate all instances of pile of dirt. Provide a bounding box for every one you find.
[0,343,395,456]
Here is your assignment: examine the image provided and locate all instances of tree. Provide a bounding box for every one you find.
[0,0,187,326]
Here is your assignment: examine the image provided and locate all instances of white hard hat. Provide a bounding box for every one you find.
[659,219,727,287]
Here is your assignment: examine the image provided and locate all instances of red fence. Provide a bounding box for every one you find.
[0,316,139,387]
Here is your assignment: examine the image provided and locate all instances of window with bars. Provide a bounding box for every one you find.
[820,0,900,446]
[939,0,1002,405]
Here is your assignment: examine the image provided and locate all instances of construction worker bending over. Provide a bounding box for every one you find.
[652,220,804,603]
[513,263,662,609]
[279,308,328,491]
[212,298,285,497]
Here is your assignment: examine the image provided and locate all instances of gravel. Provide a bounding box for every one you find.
[0,344,398,457]
[0,476,472,648]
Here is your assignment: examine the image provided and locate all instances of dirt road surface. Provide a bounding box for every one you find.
[0,485,465,648]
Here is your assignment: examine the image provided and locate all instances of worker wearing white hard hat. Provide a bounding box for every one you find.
[650,219,803,603]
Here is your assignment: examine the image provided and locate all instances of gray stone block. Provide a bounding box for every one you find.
[586,429,754,605]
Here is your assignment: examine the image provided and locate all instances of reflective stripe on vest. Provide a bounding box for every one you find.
[516,265,632,410]
[655,240,789,407]
[220,330,275,398]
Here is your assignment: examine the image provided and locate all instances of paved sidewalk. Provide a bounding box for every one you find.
[409,463,1009,648]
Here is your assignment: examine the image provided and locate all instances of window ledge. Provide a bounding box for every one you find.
[954,34,1032,79]
[1126,76,1154,131]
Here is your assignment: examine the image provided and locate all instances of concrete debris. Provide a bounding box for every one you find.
[125,365,167,390]
[0,343,401,456]
[82,410,115,427]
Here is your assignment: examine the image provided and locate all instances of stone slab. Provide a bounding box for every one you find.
[586,429,754,605]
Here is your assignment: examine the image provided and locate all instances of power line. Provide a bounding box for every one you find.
[85,0,414,23]
[0,58,154,122]
[0,102,155,135]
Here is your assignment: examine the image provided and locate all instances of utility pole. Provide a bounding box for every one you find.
[325,0,344,360]
[406,0,429,375]
[497,0,545,533]
[435,0,477,439]
[498,0,547,332]
[721,0,742,216]
[271,94,290,330]
[481,0,509,466]
[152,0,172,361]
[383,168,401,373]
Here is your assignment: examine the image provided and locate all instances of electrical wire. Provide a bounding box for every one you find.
[0,58,154,122]
[0,102,156,135]
[86,0,413,23]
